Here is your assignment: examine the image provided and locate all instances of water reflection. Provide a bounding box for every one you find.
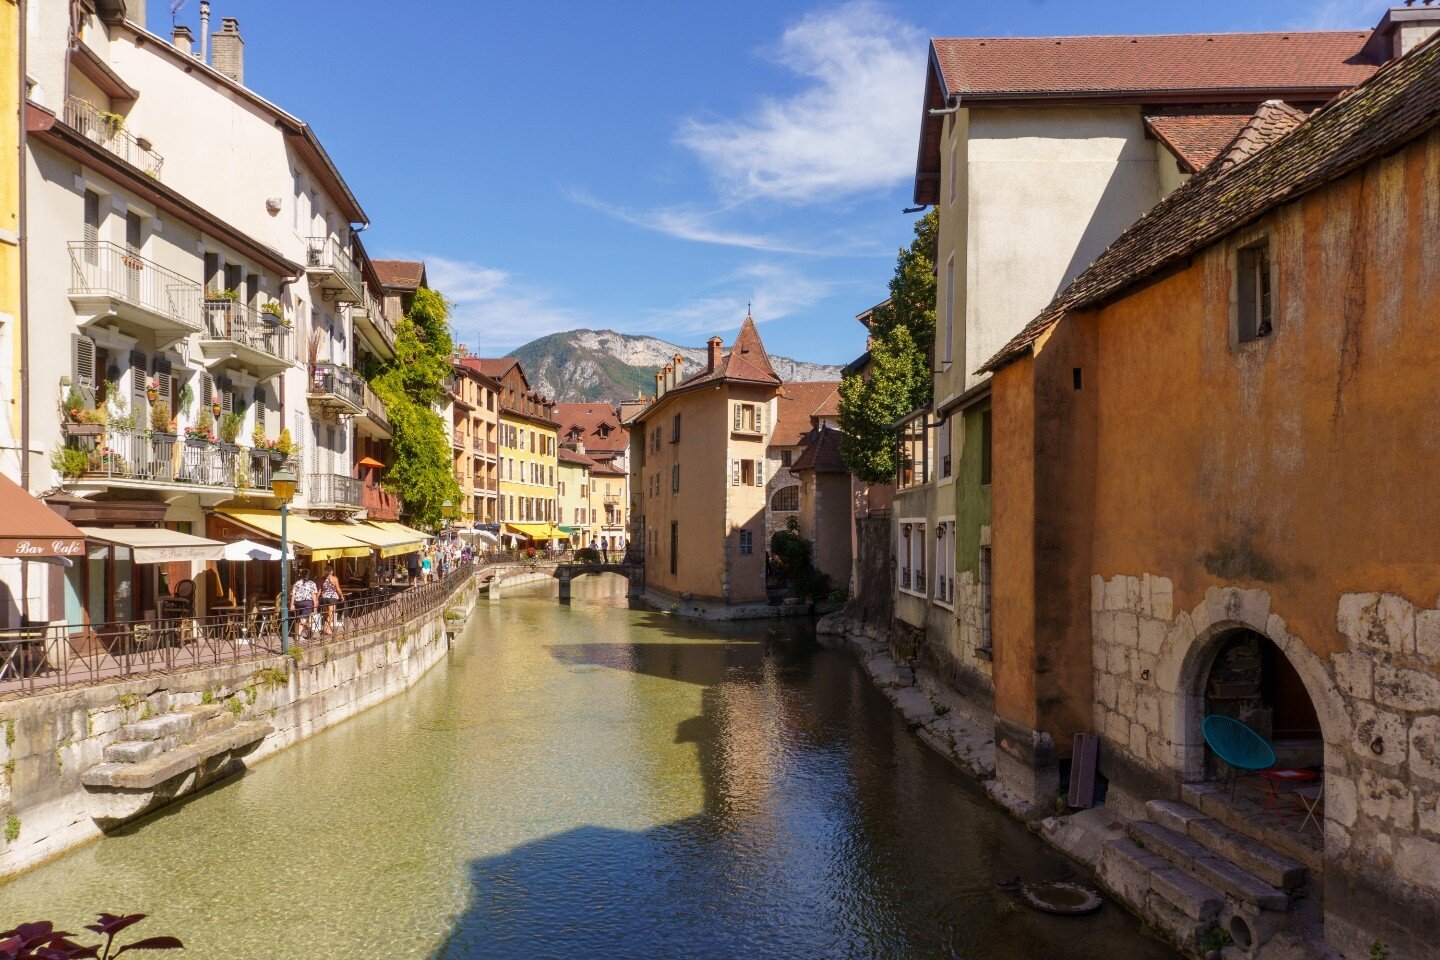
[0,576,1176,960]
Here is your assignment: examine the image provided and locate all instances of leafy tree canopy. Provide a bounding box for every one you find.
[370,287,461,528]
[839,210,937,484]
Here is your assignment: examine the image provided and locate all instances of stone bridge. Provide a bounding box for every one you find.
[483,560,643,603]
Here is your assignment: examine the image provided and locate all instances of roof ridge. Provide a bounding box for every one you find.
[933,29,1371,42]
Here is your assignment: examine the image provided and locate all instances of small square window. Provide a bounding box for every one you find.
[739,529,753,556]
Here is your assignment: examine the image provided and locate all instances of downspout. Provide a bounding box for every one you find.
[18,0,29,491]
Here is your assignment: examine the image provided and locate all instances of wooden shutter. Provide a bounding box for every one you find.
[73,336,96,391]
[733,403,741,430]
[130,351,147,409]
[757,402,766,435]
[153,359,172,410]
[83,191,100,243]
[201,373,214,407]
[731,459,740,486]
[125,212,142,252]
[755,458,764,487]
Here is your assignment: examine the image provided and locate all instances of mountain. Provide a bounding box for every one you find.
[506,329,845,402]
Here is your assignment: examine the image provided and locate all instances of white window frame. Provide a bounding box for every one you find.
[898,517,925,597]
[943,254,955,367]
[933,516,956,611]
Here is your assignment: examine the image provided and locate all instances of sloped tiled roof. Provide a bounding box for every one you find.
[792,425,848,474]
[1144,113,1254,172]
[558,447,601,469]
[773,381,842,448]
[931,32,1375,101]
[1218,100,1310,168]
[372,259,426,290]
[462,357,520,381]
[982,34,1440,374]
[554,403,628,454]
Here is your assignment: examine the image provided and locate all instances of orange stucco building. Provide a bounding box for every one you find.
[626,318,781,613]
[982,35,1440,959]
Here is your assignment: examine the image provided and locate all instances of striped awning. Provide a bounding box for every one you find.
[215,508,371,561]
[321,521,424,558]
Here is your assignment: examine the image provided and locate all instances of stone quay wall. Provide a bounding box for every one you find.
[0,576,479,880]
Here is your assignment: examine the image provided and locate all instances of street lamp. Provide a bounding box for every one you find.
[441,499,454,538]
[271,466,298,650]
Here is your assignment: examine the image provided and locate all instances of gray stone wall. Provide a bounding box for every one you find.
[0,579,477,880]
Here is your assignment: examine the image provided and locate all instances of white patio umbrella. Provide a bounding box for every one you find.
[220,539,293,610]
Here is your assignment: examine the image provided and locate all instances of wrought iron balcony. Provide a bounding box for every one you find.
[356,383,392,440]
[363,482,400,521]
[198,298,292,380]
[68,428,275,493]
[307,472,362,510]
[64,97,164,179]
[68,241,203,347]
[305,237,362,303]
[306,362,365,415]
[352,288,397,357]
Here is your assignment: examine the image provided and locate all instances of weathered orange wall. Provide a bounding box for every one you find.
[991,356,1037,731]
[1083,129,1440,657]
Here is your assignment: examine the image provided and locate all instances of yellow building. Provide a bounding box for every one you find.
[449,356,500,526]
[626,317,781,611]
[557,447,596,548]
[1,0,18,476]
[464,357,560,546]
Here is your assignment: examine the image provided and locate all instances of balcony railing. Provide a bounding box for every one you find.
[307,362,365,411]
[307,472,362,509]
[76,428,275,491]
[305,237,362,302]
[362,383,390,428]
[64,97,164,178]
[202,298,290,362]
[355,289,397,352]
[68,241,203,333]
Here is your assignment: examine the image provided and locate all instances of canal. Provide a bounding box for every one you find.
[0,577,1177,959]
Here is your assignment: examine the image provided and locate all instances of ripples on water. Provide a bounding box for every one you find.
[0,576,1177,959]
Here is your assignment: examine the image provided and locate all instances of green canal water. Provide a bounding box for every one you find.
[0,577,1178,959]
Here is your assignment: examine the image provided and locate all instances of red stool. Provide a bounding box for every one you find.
[1259,767,1317,814]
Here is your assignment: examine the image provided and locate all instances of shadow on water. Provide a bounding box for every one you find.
[436,591,1178,960]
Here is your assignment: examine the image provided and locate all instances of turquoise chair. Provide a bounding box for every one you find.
[1202,715,1276,797]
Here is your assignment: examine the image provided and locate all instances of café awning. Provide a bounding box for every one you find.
[0,473,86,558]
[368,520,432,544]
[79,527,226,564]
[504,522,567,542]
[320,521,424,558]
[215,507,371,561]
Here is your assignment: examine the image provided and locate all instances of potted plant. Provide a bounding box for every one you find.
[63,387,106,438]
[205,287,239,303]
[260,300,285,324]
[218,411,242,452]
[252,421,269,450]
[186,408,215,447]
[176,381,194,418]
[274,427,294,462]
[51,446,89,480]
[145,377,159,404]
[149,400,176,445]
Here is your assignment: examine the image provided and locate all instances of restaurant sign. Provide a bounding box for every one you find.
[0,537,86,558]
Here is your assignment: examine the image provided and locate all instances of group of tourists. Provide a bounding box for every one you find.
[287,563,346,640]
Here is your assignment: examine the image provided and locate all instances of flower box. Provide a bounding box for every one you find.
[64,422,105,438]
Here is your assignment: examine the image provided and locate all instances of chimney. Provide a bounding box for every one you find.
[172,24,194,56]
[200,1,211,63]
[663,363,674,393]
[130,0,147,26]
[654,371,664,398]
[671,352,683,385]
[1366,2,1440,61]
[211,16,243,84]
[707,336,723,373]
[576,441,586,455]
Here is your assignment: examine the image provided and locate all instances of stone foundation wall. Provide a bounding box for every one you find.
[1090,572,1440,960]
[0,578,479,880]
[844,515,893,627]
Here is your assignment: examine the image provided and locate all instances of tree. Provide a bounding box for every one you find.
[839,210,937,484]
[370,287,461,528]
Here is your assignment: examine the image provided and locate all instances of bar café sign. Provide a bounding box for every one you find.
[1,537,86,558]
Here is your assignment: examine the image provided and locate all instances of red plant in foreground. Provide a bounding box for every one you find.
[0,914,182,960]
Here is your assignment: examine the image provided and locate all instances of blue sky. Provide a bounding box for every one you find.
[147,0,1391,364]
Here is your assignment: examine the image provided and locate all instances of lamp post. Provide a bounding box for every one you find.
[441,499,454,539]
[271,466,298,651]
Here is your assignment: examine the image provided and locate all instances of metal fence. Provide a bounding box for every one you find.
[64,97,165,178]
[68,241,204,331]
[82,427,277,491]
[305,236,362,300]
[308,472,363,508]
[308,362,365,409]
[203,298,291,361]
[0,564,478,700]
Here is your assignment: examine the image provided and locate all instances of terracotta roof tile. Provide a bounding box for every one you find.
[1219,99,1311,168]
[558,447,601,469]
[554,402,628,455]
[462,357,520,380]
[1144,113,1254,172]
[773,381,842,448]
[932,32,1376,100]
[372,259,426,290]
[792,426,848,473]
[982,35,1440,374]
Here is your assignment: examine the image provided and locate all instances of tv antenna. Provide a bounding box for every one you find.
[169,0,188,26]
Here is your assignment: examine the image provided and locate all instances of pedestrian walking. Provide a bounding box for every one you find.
[290,567,318,641]
[319,563,344,636]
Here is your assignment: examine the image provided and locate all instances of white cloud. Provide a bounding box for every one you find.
[637,262,840,336]
[676,0,925,204]
[1295,0,1387,29]
[417,254,582,354]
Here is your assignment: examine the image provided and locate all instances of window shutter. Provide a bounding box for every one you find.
[130,351,147,408]
[732,460,740,486]
[756,458,764,487]
[154,359,172,409]
[734,403,742,430]
[220,388,234,415]
[201,374,214,407]
[83,191,100,244]
[73,336,96,391]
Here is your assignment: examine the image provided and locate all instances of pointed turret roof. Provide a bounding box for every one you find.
[718,315,782,385]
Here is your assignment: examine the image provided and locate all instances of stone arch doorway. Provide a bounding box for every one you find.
[1200,627,1324,778]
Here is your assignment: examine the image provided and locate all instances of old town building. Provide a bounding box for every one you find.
[554,402,630,551]
[764,380,839,541]
[449,353,500,528]
[463,357,559,547]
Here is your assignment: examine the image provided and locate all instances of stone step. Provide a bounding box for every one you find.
[180,703,224,723]
[1148,800,1309,892]
[103,736,180,764]
[1181,782,1323,874]
[1101,837,1224,923]
[1128,820,1291,911]
[191,710,237,740]
[83,721,272,791]
[120,713,193,742]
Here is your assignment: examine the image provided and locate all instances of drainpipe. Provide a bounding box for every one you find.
[18,0,29,492]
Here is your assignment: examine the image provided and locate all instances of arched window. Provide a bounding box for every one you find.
[770,486,799,512]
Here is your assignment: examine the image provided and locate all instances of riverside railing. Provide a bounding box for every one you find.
[203,297,291,361]
[63,97,165,178]
[81,427,275,491]
[0,563,477,699]
[68,241,204,332]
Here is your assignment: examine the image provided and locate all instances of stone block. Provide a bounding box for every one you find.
[1418,790,1440,838]
[1105,710,1131,747]
[1417,610,1440,662]
[1352,701,1409,767]
[1129,720,1149,758]
[1117,681,1137,719]
[1091,574,1105,612]
[1110,611,1140,648]
[1148,576,1174,621]
[1147,799,1208,835]
[1104,576,1129,612]
[1109,644,1133,679]
[1332,652,1374,702]
[1096,672,1119,710]
[1409,715,1440,784]
[1328,773,1358,828]
[1136,692,1161,733]
[1338,593,1415,654]
[1138,618,1167,657]
[1393,834,1440,891]
[1359,768,1415,830]
[1374,663,1440,712]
